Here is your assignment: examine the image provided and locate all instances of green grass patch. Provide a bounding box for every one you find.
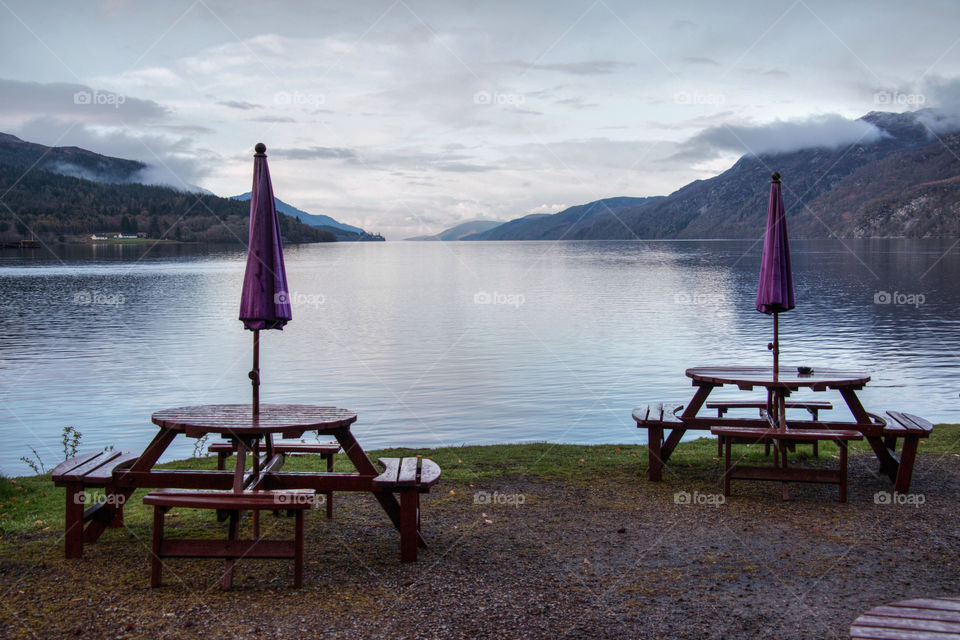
[2,425,957,548]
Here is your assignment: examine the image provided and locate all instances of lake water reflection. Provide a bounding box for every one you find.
[0,239,957,474]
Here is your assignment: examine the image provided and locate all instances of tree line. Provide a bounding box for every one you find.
[0,163,336,244]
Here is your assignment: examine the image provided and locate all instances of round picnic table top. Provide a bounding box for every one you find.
[850,596,960,639]
[685,366,870,390]
[151,404,358,439]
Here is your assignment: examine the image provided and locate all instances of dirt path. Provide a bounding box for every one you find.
[1,451,958,639]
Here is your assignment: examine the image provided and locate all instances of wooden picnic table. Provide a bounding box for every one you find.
[850,597,960,639]
[74,405,428,552]
[634,366,927,497]
[55,404,442,568]
[139,404,424,543]
[147,404,360,493]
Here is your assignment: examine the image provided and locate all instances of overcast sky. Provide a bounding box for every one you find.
[1,0,959,239]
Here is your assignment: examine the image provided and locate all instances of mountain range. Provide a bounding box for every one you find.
[0,133,374,242]
[230,192,381,241]
[4,107,959,245]
[0,132,146,184]
[433,109,960,241]
[405,219,503,241]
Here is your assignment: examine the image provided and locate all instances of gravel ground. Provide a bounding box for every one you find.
[1,450,958,640]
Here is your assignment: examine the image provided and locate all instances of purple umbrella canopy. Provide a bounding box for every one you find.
[239,143,292,330]
[756,172,795,315]
[238,143,291,414]
[756,172,794,378]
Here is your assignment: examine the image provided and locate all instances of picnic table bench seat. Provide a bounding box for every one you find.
[208,440,340,517]
[632,403,684,426]
[706,399,832,417]
[850,597,960,639]
[373,457,442,562]
[143,488,315,589]
[51,450,140,558]
[632,403,687,481]
[711,425,863,502]
[877,411,934,493]
[208,440,340,466]
[706,399,833,455]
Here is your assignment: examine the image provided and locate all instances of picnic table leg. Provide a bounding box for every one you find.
[894,435,920,493]
[647,425,664,482]
[777,390,790,500]
[106,486,124,527]
[233,439,248,493]
[776,437,789,500]
[865,436,898,482]
[223,511,238,589]
[150,505,165,588]
[333,428,428,549]
[839,441,848,503]
[64,483,85,558]
[838,388,901,479]
[130,428,179,473]
[680,384,713,421]
[721,436,731,496]
[400,490,418,562]
[294,510,304,587]
[325,453,334,519]
[660,428,687,462]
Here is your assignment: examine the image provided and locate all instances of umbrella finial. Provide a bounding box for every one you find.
[254,142,267,156]
[771,171,781,182]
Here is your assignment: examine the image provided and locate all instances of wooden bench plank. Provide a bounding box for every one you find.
[159,539,296,558]
[79,452,139,483]
[50,451,103,479]
[373,458,402,486]
[854,614,960,634]
[144,489,315,510]
[632,403,684,425]
[726,465,843,484]
[52,450,134,485]
[60,451,128,481]
[397,458,419,486]
[711,426,862,441]
[851,625,960,639]
[886,412,934,435]
[209,441,340,455]
[419,459,442,486]
[706,400,832,414]
[706,400,832,409]
[893,599,960,612]
[867,605,960,622]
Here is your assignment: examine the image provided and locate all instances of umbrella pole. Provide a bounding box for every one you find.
[251,329,260,417]
[772,311,779,381]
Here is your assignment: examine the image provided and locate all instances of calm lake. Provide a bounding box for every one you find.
[1,239,958,474]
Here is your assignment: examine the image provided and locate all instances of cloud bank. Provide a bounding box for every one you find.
[674,114,886,159]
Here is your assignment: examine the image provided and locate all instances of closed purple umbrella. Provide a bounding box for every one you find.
[239,143,292,415]
[756,171,794,380]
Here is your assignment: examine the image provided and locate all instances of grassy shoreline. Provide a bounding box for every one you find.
[3,426,958,546]
[1,428,958,639]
